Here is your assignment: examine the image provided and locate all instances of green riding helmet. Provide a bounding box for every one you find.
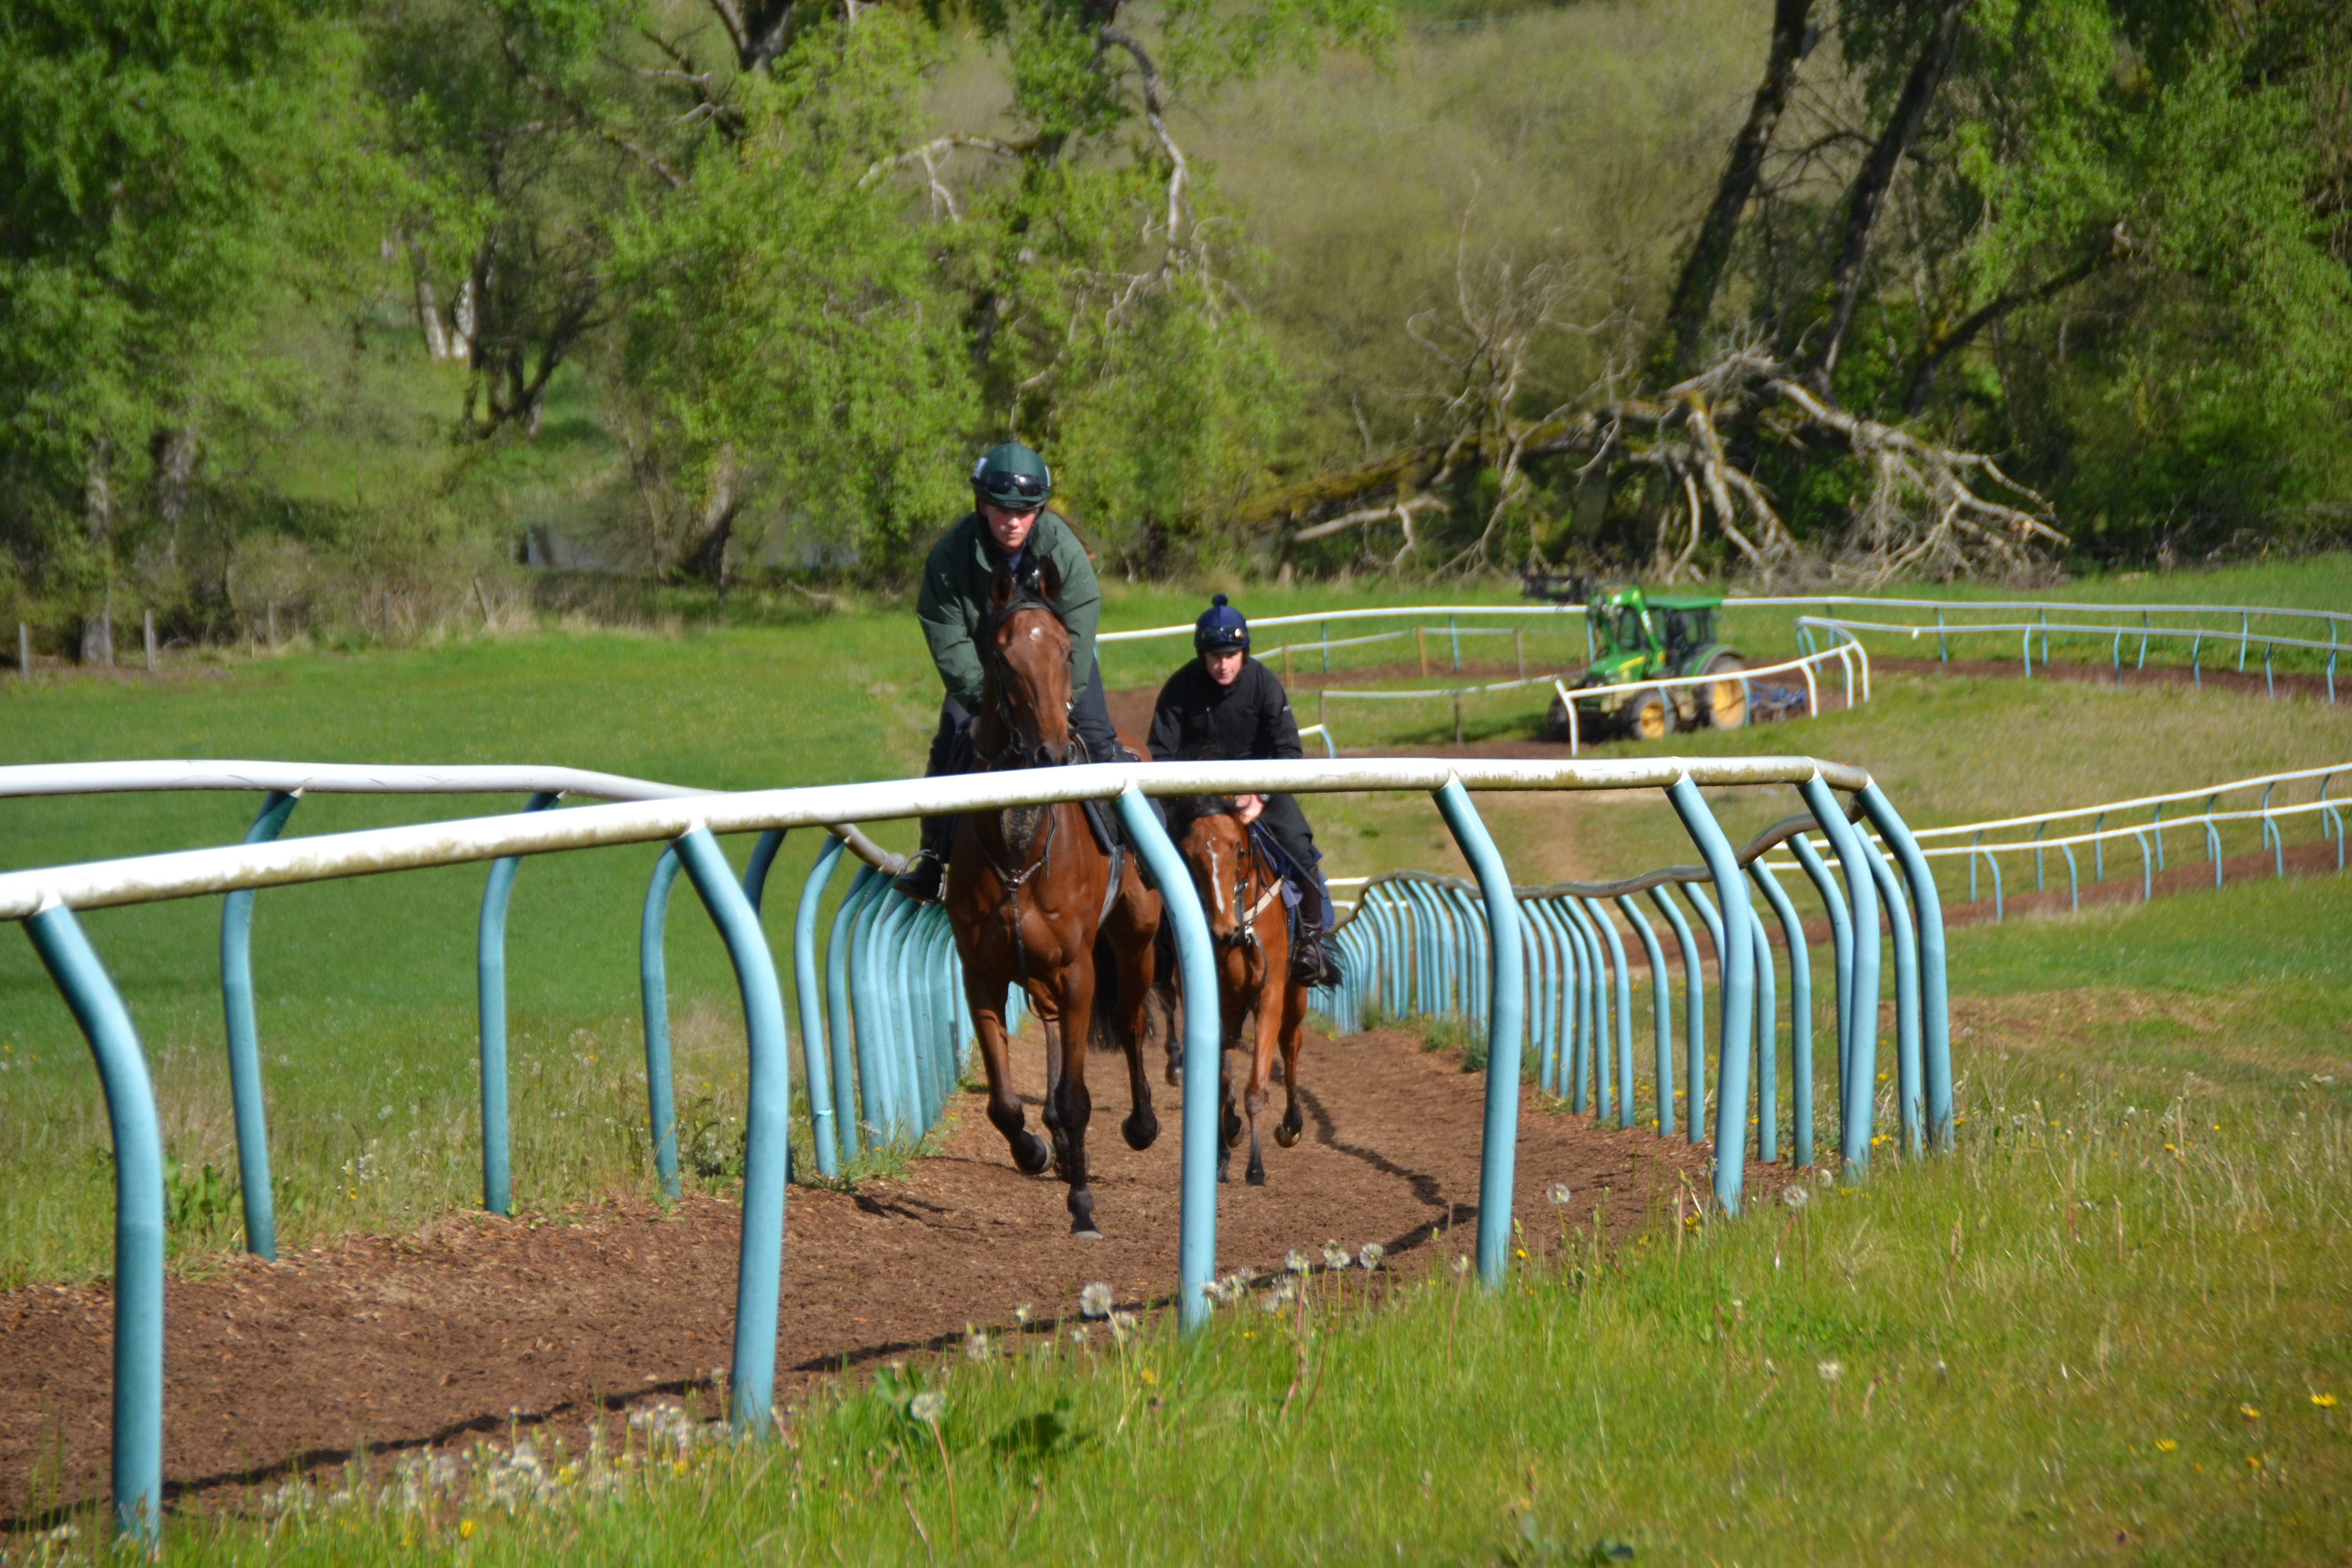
[971,442,1053,513]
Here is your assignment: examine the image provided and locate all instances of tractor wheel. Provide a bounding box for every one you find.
[1625,687,1676,741]
[1699,654,1749,729]
[1544,689,1573,742]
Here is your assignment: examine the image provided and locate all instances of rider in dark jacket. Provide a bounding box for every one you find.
[1148,595,1341,986]
[895,442,1126,903]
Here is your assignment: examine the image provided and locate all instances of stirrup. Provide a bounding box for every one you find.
[893,850,945,903]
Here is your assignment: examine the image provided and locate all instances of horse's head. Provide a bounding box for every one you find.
[1164,761,1260,950]
[976,559,1075,768]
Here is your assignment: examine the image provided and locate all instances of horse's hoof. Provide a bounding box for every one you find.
[1123,1110,1160,1151]
[1012,1131,1052,1176]
[1273,1123,1300,1149]
[1070,1222,1104,1240]
[1246,1165,1266,1187]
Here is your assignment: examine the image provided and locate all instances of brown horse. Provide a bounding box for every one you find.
[1163,791,1309,1186]
[944,565,1163,1237]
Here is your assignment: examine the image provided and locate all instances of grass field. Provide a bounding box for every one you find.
[5,565,2350,1558]
[4,568,2349,1284]
[108,872,2352,1564]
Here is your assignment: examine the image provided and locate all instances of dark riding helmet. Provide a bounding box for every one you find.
[971,442,1053,513]
[1194,593,1250,655]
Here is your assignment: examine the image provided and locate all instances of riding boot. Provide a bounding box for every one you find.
[898,697,974,904]
[1287,868,1343,988]
[894,813,955,902]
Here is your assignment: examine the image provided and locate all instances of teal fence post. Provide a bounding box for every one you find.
[741,829,785,914]
[1798,778,1880,1178]
[1614,893,1674,1135]
[827,867,879,1152]
[1118,787,1221,1332]
[1564,898,1614,1121]
[1433,780,1525,1289]
[1667,778,1757,1214]
[1860,834,1922,1157]
[1749,859,1814,1167]
[26,900,165,1544]
[1858,786,1953,1150]
[1748,905,1776,1163]
[221,789,299,1258]
[478,790,560,1215]
[1787,835,1851,1089]
[1582,896,1636,1130]
[1645,884,1705,1142]
[672,826,792,1435]
[793,836,848,1177]
[639,846,683,1200]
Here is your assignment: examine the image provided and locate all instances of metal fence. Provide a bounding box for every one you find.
[1758,763,2350,918]
[1320,778,1949,1193]
[4,753,1932,1541]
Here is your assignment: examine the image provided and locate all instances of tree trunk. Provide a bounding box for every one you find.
[1658,0,1816,376]
[151,426,198,575]
[1809,0,1971,388]
[81,438,116,665]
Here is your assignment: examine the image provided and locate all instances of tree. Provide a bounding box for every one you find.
[1259,0,2351,580]
[0,0,361,651]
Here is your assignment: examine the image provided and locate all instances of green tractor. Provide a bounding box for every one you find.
[1543,583,1748,741]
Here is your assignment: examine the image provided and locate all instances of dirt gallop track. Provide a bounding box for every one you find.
[0,1027,1750,1524]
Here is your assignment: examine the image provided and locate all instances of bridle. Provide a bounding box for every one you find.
[974,591,1081,773]
[1179,799,1283,952]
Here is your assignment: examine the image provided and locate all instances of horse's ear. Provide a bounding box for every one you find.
[990,563,1014,608]
[1038,555,1062,602]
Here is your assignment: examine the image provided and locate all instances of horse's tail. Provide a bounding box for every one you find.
[1089,928,1126,1055]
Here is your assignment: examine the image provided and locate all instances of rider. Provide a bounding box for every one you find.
[1147,595,1341,987]
[894,441,1128,903]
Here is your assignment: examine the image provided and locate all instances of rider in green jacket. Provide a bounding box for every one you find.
[895,442,1129,902]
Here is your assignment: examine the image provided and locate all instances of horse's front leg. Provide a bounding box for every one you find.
[966,972,1050,1176]
[1274,973,1310,1150]
[1036,1008,1072,1178]
[1115,900,1161,1153]
[1052,961,1100,1237]
[1242,953,1283,1187]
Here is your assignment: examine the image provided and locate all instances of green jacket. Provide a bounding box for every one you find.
[916,509,1100,710]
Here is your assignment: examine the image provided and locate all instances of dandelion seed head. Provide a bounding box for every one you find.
[1359,1242,1386,1269]
[1323,1242,1351,1270]
[1079,1282,1114,1319]
[909,1390,946,1424]
[1548,1183,1573,1207]
[1782,1183,1810,1210]
[1285,1249,1309,1274]
[1450,1255,1472,1277]
[1817,1360,1844,1383]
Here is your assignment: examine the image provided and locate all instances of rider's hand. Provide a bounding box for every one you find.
[1233,793,1265,825]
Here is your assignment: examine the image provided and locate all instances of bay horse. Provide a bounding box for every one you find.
[1162,788,1309,1186]
[944,564,1163,1237]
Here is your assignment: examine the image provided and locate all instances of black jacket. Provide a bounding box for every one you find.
[1147,656,1303,764]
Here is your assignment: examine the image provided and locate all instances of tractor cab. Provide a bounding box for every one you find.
[1552,583,1748,742]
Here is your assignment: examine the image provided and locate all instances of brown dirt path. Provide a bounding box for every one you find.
[0,1028,1759,1526]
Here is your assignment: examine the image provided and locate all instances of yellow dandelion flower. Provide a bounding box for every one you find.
[1139,1367,1159,1386]
[459,1518,478,1540]
[2312,1393,2337,1408]
[2240,1403,2262,1420]
[2154,1439,2177,1453]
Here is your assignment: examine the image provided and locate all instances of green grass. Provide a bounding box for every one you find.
[6,581,2349,1283]
[107,872,2352,1564]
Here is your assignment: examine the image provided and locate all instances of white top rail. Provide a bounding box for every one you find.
[1798,615,2345,656]
[1914,796,2345,857]
[1901,763,2344,839]
[1096,595,2345,646]
[0,754,1873,920]
[0,761,910,874]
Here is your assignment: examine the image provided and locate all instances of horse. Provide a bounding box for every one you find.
[943,563,1164,1237]
[1162,787,1309,1186]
